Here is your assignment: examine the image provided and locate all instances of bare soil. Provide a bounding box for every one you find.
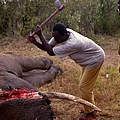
[0,36,120,120]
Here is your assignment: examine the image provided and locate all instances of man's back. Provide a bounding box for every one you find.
[50,28,105,68]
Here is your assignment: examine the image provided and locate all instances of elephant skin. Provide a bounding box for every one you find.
[0,97,55,120]
[0,53,63,91]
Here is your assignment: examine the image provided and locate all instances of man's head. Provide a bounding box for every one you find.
[52,23,69,43]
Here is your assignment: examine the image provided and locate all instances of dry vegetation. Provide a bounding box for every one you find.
[0,36,120,120]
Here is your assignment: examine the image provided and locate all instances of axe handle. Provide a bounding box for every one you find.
[31,4,65,36]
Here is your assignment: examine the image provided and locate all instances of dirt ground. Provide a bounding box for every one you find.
[0,36,120,120]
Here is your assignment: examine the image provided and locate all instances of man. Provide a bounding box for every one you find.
[28,23,105,119]
[0,52,62,91]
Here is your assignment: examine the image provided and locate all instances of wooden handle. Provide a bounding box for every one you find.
[40,4,65,27]
[31,4,65,36]
[30,9,59,36]
[40,9,60,27]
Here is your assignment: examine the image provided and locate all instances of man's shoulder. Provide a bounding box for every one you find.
[67,28,82,37]
[66,28,74,32]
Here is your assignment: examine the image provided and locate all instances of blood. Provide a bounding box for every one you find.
[0,88,42,101]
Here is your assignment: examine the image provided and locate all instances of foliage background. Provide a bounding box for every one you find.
[0,0,120,39]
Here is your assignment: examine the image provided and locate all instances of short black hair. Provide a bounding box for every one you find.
[53,23,68,35]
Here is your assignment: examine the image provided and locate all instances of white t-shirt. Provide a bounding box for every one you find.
[49,28,105,68]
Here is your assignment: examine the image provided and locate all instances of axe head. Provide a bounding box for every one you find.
[54,0,64,10]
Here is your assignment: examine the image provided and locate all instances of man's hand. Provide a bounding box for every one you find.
[34,25,42,36]
[27,33,36,43]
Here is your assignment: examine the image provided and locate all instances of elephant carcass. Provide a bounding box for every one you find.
[0,90,54,120]
[0,88,101,120]
[0,53,62,91]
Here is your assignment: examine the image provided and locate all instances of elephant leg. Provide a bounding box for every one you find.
[22,65,63,88]
[0,72,36,91]
[15,56,53,72]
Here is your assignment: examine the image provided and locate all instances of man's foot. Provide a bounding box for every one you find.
[79,111,97,120]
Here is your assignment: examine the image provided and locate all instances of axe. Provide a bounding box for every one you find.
[30,0,65,36]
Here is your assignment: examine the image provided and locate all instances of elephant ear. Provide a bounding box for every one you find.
[0,98,54,120]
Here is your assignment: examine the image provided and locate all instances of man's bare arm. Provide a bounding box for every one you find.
[27,26,55,56]
[27,35,45,51]
[37,32,55,56]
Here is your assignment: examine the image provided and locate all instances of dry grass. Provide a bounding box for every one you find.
[0,36,120,119]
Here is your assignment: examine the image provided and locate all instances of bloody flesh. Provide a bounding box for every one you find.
[0,88,43,101]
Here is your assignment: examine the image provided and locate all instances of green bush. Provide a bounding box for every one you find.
[0,0,120,38]
[93,0,118,35]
